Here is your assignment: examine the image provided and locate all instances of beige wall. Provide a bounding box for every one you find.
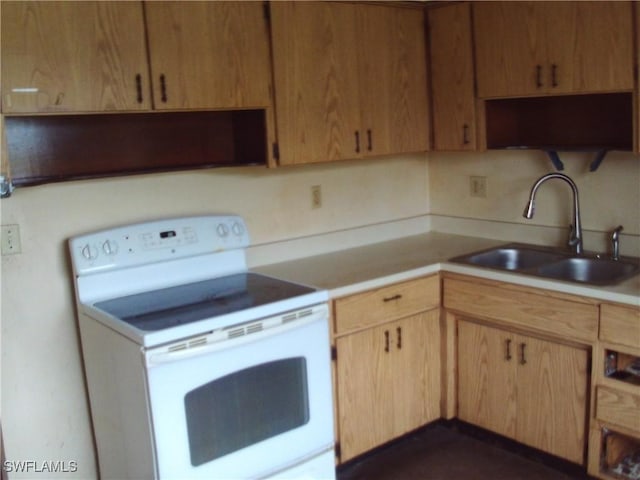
[429,150,640,246]
[0,155,428,478]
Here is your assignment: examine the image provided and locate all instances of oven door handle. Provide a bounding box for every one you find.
[145,307,329,367]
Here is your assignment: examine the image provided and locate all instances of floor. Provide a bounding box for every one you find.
[337,422,593,480]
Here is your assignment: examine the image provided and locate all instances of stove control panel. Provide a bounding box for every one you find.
[70,215,250,275]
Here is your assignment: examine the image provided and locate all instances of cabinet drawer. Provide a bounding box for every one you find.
[334,275,439,335]
[443,277,598,342]
[597,386,640,432]
[600,304,640,349]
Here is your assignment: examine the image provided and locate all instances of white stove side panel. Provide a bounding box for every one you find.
[78,313,157,480]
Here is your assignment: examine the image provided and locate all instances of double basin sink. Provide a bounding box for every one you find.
[449,243,640,286]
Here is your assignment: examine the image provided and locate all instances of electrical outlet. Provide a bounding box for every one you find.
[1,224,22,255]
[469,176,487,198]
[311,185,322,209]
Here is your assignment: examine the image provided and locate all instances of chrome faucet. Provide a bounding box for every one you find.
[611,225,623,260]
[523,173,583,255]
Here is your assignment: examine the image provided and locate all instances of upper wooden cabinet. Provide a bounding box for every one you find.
[428,2,476,151]
[473,1,634,98]
[1,1,273,114]
[143,2,272,110]
[1,1,150,113]
[270,2,429,165]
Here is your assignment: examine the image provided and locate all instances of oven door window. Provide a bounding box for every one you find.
[184,357,309,466]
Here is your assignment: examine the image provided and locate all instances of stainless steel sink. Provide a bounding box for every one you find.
[536,257,640,285]
[449,243,640,286]
[463,247,565,271]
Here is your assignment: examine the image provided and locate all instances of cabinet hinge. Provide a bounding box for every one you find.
[272,142,280,161]
[331,346,337,361]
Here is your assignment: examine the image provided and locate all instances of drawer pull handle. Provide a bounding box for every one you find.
[355,131,360,153]
[383,294,402,302]
[396,327,402,349]
[384,330,390,353]
[551,64,558,87]
[519,343,527,365]
[505,339,512,361]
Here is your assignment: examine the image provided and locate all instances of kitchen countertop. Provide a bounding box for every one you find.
[253,231,640,306]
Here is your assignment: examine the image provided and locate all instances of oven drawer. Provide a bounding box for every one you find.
[596,386,640,432]
[600,304,640,349]
[334,275,439,335]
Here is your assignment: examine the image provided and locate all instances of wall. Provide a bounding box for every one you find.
[0,154,429,479]
[429,150,640,255]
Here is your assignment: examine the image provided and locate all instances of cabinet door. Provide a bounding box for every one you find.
[144,2,272,110]
[457,321,517,439]
[428,3,476,150]
[473,2,546,98]
[516,333,588,464]
[390,311,440,438]
[336,312,436,462]
[474,1,634,98]
[357,5,429,156]
[548,2,633,94]
[270,2,361,165]
[1,1,150,113]
[336,319,396,461]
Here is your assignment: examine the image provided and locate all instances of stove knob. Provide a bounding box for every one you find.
[102,239,118,256]
[216,223,230,238]
[231,222,245,237]
[81,244,98,260]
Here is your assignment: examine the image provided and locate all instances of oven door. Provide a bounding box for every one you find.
[144,304,335,480]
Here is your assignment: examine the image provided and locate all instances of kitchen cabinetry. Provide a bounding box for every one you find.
[473,1,634,99]
[458,320,589,464]
[143,2,272,111]
[332,275,440,462]
[443,274,598,464]
[270,2,429,165]
[1,1,272,113]
[427,2,476,151]
[588,304,640,480]
[1,1,150,113]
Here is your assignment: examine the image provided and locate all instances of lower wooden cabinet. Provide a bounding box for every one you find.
[458,320,589,464]
[332,275,441,463]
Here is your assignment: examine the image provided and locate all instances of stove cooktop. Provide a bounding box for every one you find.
[94,272,317,332]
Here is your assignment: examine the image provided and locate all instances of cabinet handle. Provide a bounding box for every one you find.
[355,131,360,153]
[551,64,558,87]
[535,65,543,88]
[505,339,512,361]
[396,327,402,350]
[159,74,168,103]
[135,74,143,104]
[383,294,402,302]
[519,343,527,365]
[367,129,373,152]
[384,330,390,353]
[462,124,470,145]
